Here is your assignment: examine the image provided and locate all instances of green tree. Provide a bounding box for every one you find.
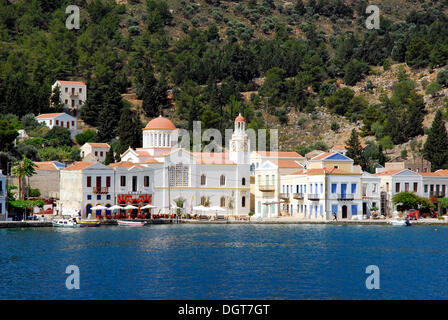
[405,37,430,68]
[345,129,363,167]
[117,108,143,151]
[44,126,73,146]
[50,85,64,112]
[423,109,448,171]
[392,192,420,211]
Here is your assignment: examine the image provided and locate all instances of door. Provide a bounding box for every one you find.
[342,205,348,219]
[132,176,137,192]
[363,203,367,215]
[341,184,347,197]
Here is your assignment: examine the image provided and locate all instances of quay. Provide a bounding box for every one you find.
[0,221,52,228]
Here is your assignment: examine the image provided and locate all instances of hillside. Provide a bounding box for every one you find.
[1,0,448,171]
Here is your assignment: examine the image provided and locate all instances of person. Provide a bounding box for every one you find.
[333,211,338,221]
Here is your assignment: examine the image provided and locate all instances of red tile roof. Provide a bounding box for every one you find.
[64,161,96,171]
[256,151,303,158]
[311,152,334,161]
[272,160,303,168]
[35,113,66,119]
[374,169,405,176]
[34,162,60,171]
[85,143,110,148]
[109,161,144,168]
[57,80,86,85]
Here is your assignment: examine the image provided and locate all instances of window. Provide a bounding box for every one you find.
[144,176,149,187]
[106,195,111,200]
[424,184,428,193]
[120,176,126,187]
[60,121,64,127]
[65,88,68,92]
[373,184,377,193]
[87,176,91,187]
[351,183,357,194]
[65,99,68,104]
[87,195,91,200]
[168,164,189,187]
[242,177,246,186]
[405,183,409,192]
[220,197,226,207]
[95,151,98,156]
[106,176,111,188]
[320,184,323,193]
[56,120,59,125]
[220,175,226,186]
[242,196,246,207]
[100,151,103,157]
[331,183,337,193]
[132,176,137,192]
[413,183,418,192]
[430,185,434,193]
[97,195,101,200]
[79,88,82,93]
[351,205,358,215]
[201,174,206,186]
[50,120,52,125]
[96,176,101,188]
[395,183,400,193]
[386,183,389,192]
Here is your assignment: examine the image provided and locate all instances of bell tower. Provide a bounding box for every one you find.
[229,114,250,164]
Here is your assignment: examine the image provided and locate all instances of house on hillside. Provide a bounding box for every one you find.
[35,113,80,138]
[80,143,111,162]
[385,155,431,173]
[51,80,87,118]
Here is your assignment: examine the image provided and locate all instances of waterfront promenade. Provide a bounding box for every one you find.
[1,217,447,228]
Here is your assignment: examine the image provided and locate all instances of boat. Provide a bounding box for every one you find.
[78,220,101,227]
[388,219,412,226]
[52,216,79,227]
[117,220,145,227]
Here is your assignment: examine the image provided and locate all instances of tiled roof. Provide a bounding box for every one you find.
[271,160,303,168]
[374,169,405,176]
[35,113,66,119]
[57,80,86,85]
[34,161,65,171]
[311,152,334,161]
[85,143,110,148]
[291,167,357,175]
[64,161,96,171]
[256,151,303,158]
[109,161,144,168]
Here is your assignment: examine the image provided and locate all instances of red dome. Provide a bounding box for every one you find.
[235,113,245,122]
[145,116,176,130]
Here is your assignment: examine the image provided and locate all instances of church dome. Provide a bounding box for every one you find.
[145,115,177,130]
[235,113,245,123]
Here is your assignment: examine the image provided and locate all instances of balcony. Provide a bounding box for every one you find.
[93,187,109,194]
[337,193,354,201]
[308,194,320,200]
[259,184,275,192]
[279,193,289,200]
[70,91,79,97]
[293,193,304,200]
[430,192,446,198]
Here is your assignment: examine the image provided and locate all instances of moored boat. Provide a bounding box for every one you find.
[52,216,78,228]
[117,220,145,226]
[78,220,101,227]
[388,219,412,226]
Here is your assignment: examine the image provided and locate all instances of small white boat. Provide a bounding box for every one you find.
[117,220,145,227]
[388,219,411,226]
[52,216,78,228]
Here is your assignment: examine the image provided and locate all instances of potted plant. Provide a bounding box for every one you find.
[248,211,254,221]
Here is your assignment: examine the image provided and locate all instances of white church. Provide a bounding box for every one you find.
[120,114,251,215]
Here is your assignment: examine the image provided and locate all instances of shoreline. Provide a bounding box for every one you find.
[1,218,447,228]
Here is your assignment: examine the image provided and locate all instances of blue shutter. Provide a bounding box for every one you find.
[351,204,358,215]
[331,183,337,193]
[351,183,357,194]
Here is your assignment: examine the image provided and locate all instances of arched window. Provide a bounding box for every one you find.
[242,196,246,207]
[220,175,226,186]
[201,174,206,186]
[242,177,246,186]
[220,197,226,207]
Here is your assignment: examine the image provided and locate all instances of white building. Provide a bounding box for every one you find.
[80,143,111,162]
[0,170,6,220]
[254,152,381,220]
[59,161,154,218]
[35,112,80,137]
[120,114,251,215]
[52,80,87,117]
[249,151,304,175]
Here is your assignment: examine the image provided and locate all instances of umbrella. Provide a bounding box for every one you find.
[141,204,156,210]
[193,205,208,211]
[109,205,123,211]
[91,205,107,210]
[209,206,227,216]
[123,205,138,210]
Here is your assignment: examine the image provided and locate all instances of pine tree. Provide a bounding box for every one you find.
[345,129,363,166]
[117,108,142,151]
[378,144,387,167]
[404,91,426,139]
[50,85,64,112]
[104,146,115,165]
[423,109,448,171]
[96,85,124,142]
[142,63,169,118]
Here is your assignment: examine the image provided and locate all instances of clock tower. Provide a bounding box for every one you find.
[229,114,250,164]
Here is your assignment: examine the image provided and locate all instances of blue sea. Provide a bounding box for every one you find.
[0,224,446,299]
